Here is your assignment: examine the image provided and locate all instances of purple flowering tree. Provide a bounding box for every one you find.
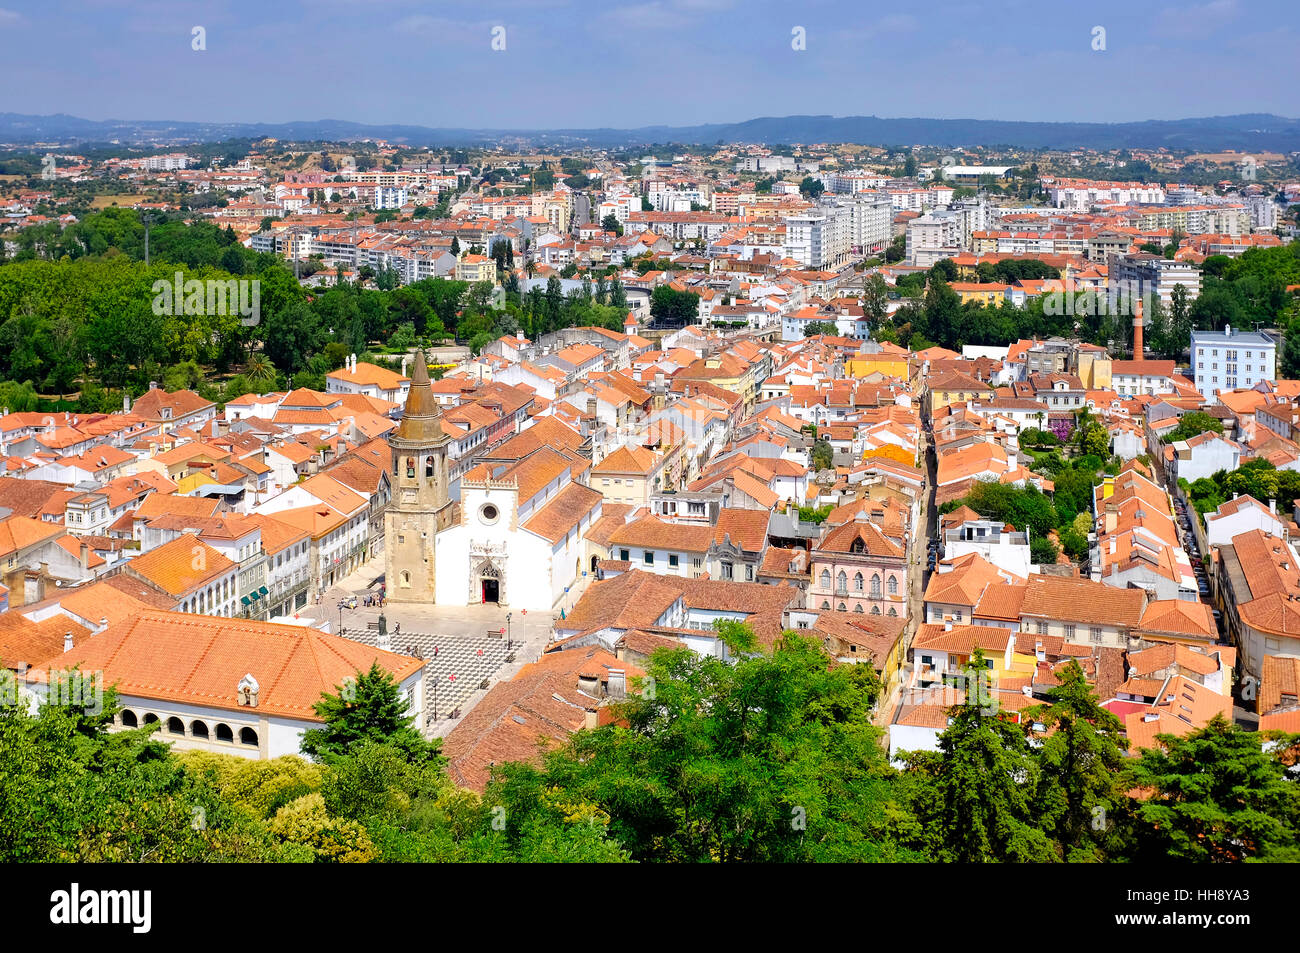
[1049,417,1075,443]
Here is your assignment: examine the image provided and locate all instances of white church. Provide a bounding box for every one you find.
[385,351,602,611]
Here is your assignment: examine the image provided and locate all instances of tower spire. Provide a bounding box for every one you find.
[394,348,446,443]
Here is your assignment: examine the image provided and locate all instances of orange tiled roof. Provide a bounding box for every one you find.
[30,610,423,720]
[127,536,235,596]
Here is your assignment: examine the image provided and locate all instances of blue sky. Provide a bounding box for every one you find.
[0,0,1296,129]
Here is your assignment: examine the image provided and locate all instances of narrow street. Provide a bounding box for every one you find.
[879,415,938,721]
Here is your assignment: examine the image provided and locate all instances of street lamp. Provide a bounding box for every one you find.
[506,612,512,650]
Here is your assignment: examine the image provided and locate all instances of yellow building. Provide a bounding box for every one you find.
[948,282,1010,307]
[454,253,498,285]
[590,445,665,506]
[912,623,1038,686]
[137,443,233,488]
[1076,345,1112,390]
[531,193,571,233]
[675,352,756,409]
[844,341,910,380]
[925,371,996,414]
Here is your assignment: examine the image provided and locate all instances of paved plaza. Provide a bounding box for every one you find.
[291,561,570,738]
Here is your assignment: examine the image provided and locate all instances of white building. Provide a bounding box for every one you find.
[1191,326,1277,401]
[1204,495,1288,548]
[1110,359,1177,397]
[783,209,850,270]
[433,453,603,611]
[940,165,1014,183]
[829,193,892,255]
[29,610,425,760]
[1047,180,1166,210]
[1168,431,1244,484]
[824,171,888,194]
[1110,253,1202,308]
[906,210,960,266]
[326,354,411,404]
[942,518,1032,579]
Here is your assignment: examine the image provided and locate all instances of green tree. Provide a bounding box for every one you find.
[535,629,910,862]
[803,320,839,337]
[923,275,961,349]
[1168,411,1224,443]
[0,682,288,861]
[799,176,825,199]
[244,353,277,390]
[862,274,890,325]
[902,653,1055,862]
[1131,716,1300,862]
[609,277,627,311]
[810,438,834,471]
[1030,535,1060,565]
[1079,420,1110,458]
[649,285,700,327]
[1028,661,1133,861]
[300,662,443,767]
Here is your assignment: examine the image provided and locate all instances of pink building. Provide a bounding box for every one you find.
[808,517,908,618]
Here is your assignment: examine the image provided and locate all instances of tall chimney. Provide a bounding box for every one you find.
[1132,299,1144,361]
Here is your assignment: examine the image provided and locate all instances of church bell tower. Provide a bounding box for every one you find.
[385,349,454,603]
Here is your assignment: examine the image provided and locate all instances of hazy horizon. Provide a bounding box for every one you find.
[0,0,1296,129]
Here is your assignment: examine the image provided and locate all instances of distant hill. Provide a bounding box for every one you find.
[2,111,1299,152]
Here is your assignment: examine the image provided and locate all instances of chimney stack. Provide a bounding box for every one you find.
[1132,299,1144,361]
[79,542,89,572]
[63,631,74,653]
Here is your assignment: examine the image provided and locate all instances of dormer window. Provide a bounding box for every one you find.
[237,673,260,708]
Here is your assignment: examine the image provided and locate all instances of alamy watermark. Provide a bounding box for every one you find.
[896,662,1001,716]
[152,271,260,326]
[1043,278,1156,319]
[50,883,151,934]
[1,667,105,715]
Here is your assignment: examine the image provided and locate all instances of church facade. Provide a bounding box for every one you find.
[434,451,603,611]
[385,350,602,611]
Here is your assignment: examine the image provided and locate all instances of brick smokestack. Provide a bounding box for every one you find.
[1132,298,1144,361]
